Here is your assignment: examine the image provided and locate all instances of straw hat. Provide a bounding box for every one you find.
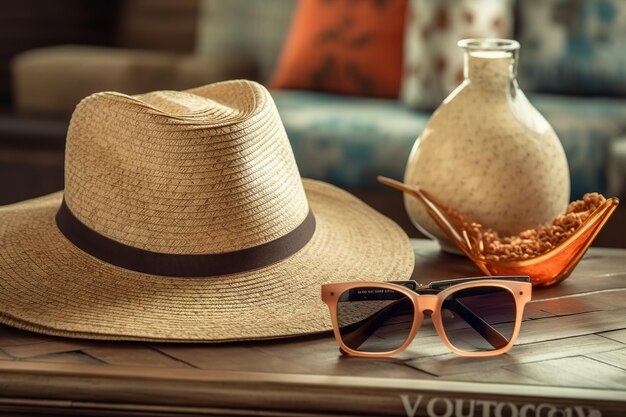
[0,80,414,342]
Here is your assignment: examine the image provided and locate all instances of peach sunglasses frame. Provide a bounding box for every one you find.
[321,278,532,358]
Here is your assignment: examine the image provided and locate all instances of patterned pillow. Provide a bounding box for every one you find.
[269,0,407,98]
[195,0,297,82]
[400,0,513,110]
[517,0,626,96]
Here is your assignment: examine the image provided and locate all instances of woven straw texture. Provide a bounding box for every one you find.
[0,80,414,341]
[65,81,309,254]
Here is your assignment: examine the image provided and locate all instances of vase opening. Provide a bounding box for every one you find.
[457,38,520,52]
[458,39,520,89]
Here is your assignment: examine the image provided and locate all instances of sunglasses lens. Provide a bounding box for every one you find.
[441,286,517,352]
[337,287,414,353]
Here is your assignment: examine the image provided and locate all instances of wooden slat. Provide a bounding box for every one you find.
[501,356,626,389]
[29,352,104,366]
[406,335,624,377]
[528,289,626,316]
[522,289,626,320]
[156,338,436,379]
[586,348,626,371]
[82,345,191,368]
[0,348,13,361]
[2,341,91,359]
[517,309,626,345]
[410,242,478,282]
[154,344,318,374]
[535,272,626,301]
[600,329,626,344]
[531,255,626,301]
[523,304,558,320]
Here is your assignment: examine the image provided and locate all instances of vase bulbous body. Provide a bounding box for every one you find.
[404,39,570,254]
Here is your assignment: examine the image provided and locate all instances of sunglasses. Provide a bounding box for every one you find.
[321,276,531,357]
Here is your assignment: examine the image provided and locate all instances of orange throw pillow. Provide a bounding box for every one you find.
[270,0,407,98]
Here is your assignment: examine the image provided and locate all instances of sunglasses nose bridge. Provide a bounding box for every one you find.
[415,294,439,313]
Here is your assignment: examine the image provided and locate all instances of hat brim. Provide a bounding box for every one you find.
[0,179,414,342]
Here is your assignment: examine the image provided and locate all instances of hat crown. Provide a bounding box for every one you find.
[63,80,309,254]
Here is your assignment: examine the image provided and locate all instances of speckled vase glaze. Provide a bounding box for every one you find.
[404,39,570,254]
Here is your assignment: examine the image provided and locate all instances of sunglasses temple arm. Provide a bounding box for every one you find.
[453,300,509,349]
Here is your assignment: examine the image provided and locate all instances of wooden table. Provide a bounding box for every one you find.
[0,239,624,417]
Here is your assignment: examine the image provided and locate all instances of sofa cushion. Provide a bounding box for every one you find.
[518,0,626,96]
[272,90,429,188]
[400,0,513,110]
[273,90,626,199]
[0,0,118,103]
[11,46,255,115]
[270,0,407,98]
[529,94,626,198]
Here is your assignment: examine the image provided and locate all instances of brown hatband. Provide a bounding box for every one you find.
[55,199,316,277]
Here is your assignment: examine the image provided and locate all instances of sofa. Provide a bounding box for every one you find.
[2,0,625,244]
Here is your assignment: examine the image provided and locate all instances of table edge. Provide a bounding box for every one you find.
[0,360,623,402]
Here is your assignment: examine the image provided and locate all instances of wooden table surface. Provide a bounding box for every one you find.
[0,239,624,417]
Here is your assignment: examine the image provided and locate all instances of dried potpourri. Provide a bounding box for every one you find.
[454,193,606,261]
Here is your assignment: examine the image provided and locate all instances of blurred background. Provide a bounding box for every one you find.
[0,0,624,246]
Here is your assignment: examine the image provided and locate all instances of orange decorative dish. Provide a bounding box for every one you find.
[379,176,620,287]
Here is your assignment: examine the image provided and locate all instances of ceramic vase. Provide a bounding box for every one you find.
[404,39,570,254]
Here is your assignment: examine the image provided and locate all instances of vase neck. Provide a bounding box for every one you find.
[459,39,520,92]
